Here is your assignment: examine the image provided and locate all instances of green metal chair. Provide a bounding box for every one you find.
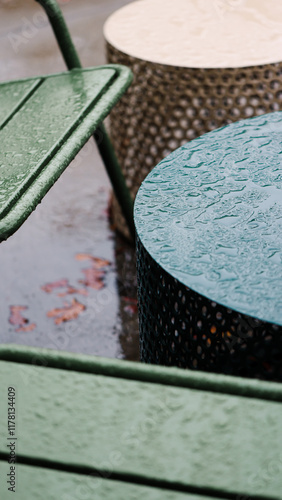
[0,0,134,242]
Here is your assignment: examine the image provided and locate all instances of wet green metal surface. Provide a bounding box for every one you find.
[0,346,282,499]
[0,463,223,500]
[134,112,282,326]
[0,69,115,219]
[0,79,41,129]
[0,65,132,241]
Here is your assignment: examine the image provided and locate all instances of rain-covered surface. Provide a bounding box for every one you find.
[0,0,139,360]
[135,112,282,326]
[1,357,282,498]
[0,68,119,220]
[104,0,282,68]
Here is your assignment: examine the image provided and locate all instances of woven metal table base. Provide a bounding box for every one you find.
[107,41,282,239]
[136,236,282,382]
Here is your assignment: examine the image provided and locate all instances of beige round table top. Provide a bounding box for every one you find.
[104,0,282,68]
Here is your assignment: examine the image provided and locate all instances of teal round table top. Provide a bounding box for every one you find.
[134,112,282,327]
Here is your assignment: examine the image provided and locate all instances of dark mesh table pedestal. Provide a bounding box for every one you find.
[136,236,282,381]
[135,112,282,382]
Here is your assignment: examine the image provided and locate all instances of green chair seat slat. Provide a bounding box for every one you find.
[0,463,221,500]
[0,355,281,499]
[0,65,131,241]
[0,79,41,129]
[0,68,115,221]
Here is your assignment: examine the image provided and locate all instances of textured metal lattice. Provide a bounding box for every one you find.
[107,41,282,239]
[136,236,282,382]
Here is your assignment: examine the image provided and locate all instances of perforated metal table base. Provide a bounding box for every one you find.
[136,236,282,382]
[135,112,282,382]
[104,0,282,239]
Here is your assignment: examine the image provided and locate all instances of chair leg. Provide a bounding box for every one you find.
[96,123,135,240]
[35,0,81,70]
[35,0,135,239]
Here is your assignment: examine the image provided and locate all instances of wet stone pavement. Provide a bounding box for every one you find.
[0,0,139,360]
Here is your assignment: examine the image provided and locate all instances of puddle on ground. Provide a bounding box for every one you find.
[0,0,139,361]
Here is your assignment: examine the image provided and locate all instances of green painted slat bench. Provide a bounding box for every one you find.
[0,0,134,242]
[0,344,282,499]
[0,464,218,500]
